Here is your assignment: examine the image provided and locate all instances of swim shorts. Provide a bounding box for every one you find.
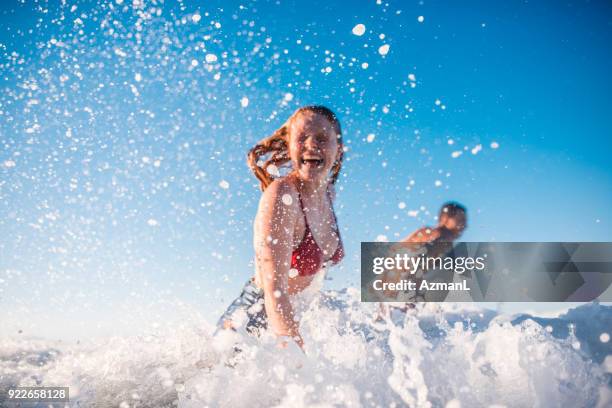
[216,279,268,336]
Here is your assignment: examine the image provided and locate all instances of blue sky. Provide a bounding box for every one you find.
[0,0,611,339]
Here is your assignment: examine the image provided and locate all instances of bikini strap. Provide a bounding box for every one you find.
[298,186,339,232]
[296,188,310,228]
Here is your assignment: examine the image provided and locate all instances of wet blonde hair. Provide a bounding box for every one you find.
[247,105,343,191]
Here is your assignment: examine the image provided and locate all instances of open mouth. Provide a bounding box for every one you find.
[301,157,324,167]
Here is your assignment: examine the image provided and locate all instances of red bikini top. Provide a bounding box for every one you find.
[290,190,344,277]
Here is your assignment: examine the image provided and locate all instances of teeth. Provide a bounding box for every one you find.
[302,158,322,166]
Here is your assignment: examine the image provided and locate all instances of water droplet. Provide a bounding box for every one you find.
[352,24,366,36]
[282,194,293,206]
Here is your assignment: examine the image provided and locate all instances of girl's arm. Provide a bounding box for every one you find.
[254,179,304,348]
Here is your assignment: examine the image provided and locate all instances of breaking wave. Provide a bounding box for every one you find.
[1,290,610,407]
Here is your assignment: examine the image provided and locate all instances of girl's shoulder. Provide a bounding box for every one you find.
[259,176,300,208]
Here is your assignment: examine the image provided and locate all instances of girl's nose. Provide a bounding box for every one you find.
[304,135,319,150]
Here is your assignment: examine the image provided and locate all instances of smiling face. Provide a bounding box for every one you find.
[287,111,341,185]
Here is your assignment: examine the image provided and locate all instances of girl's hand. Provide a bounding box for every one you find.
[277,334,304,352]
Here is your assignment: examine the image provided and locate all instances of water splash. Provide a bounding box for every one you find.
[1,293,608,407]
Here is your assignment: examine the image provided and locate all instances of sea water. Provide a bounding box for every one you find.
[1,289,610,408]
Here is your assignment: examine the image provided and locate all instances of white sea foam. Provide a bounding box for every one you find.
[0,294,609,408]
[1,293,608,407]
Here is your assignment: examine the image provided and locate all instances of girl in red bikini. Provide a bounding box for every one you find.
[216,106,345,349]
